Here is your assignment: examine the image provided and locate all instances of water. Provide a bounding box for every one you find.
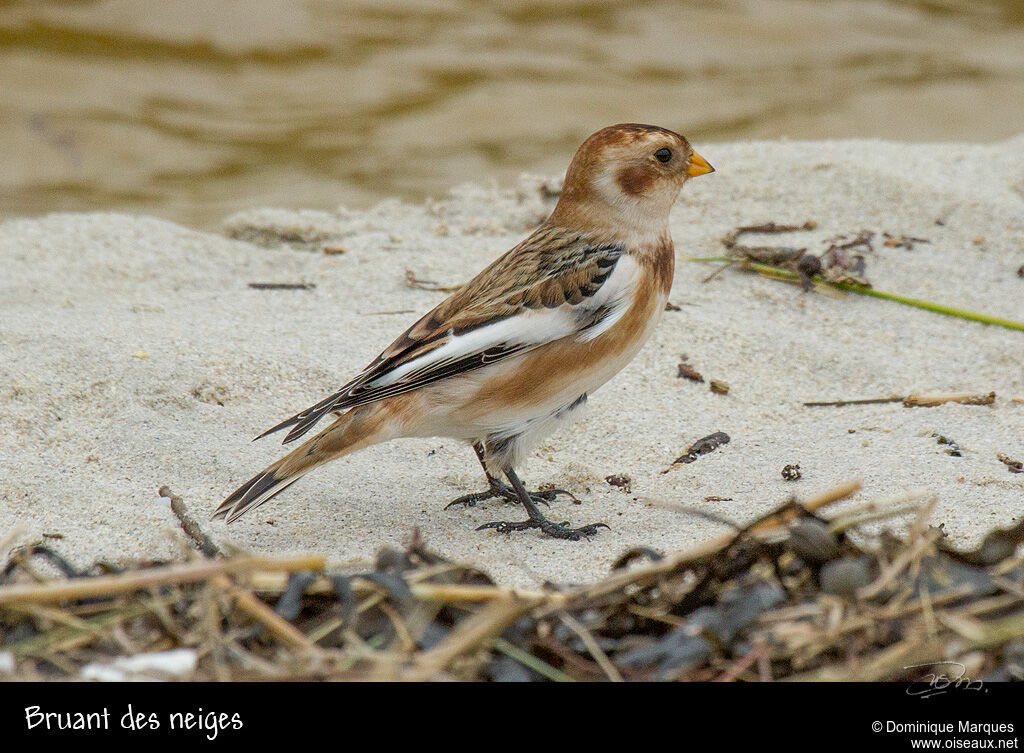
[2,0,1022,228]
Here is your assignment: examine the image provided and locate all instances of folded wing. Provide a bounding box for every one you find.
[259,227,636,444]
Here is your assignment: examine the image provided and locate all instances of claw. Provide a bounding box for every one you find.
[444,489,499,510]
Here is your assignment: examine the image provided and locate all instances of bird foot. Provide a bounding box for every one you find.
[476,518,609,541]
[445,480,576,510]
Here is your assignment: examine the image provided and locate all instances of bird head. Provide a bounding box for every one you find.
[551,123,713,236]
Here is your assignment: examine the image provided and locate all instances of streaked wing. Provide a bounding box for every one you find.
[259,226,633,444]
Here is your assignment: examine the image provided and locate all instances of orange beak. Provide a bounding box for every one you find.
[685,150,715,178]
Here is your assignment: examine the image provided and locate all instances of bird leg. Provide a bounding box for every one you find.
[445,442,576,510]
[476,468,608,541]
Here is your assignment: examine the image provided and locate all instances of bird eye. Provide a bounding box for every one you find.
[654,148,672,163]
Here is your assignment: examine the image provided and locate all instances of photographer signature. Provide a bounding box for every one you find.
[904,661,987,698]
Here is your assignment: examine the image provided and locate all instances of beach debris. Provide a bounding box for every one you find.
[690,225,1024,333]
[704,495,733,502]
[323,244,347,255]
[804,395,904,407]
[819,230,873,284]
[819,556,874,597]
[795,253,822,290]
[5,479,1024,681]
[721,220,816,262]
[131,351,149,359]
[676,358,704,382]
[1,542,84,583]
[663,431,730,472]
[933,434,962,457]
[405,269,462,293]
[997,454,1023,474]
[903,391,995,407]
[788,519,840,564]
[704,220,815,283]
[1017,264,1024,279]
[159,486,220,558]
[361,308,416,316]
[247,282,316,291]
[713,221,872,288]
[882,233,931,250]
[81,648,197,682]
[664,301,682,311]
[709,380,730,395]
[781,464,802,481]
[605,474,631,492]
[611,547,664,570]
[805,391,995,408]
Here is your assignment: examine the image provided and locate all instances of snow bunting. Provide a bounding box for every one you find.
[214,123,714,539]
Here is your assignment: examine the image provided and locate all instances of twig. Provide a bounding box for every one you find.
[902,391,995,407]
[160,486,220,558]
[406,596,542,680]
[404,270,462,293]
[715,643,766,682]
[247,282,316,291]
[804,397,904,407]
[805,392,995,408]
[0,554,325,606]
[212,575,315,651]
[558,611,623,682]
[493,638,575,682]
[857,498,940,600]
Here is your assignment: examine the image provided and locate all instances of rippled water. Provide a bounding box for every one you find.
[2,0,1023,228]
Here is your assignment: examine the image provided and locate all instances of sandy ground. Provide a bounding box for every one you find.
[2,136,1023,587]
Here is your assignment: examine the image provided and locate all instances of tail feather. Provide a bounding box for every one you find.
[215,406,391,524]
[212,467,304,523]
[253,389,344,443]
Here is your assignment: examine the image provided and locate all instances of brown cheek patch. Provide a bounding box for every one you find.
[616,165,657,196]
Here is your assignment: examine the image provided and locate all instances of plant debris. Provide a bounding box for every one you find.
[781,464,802,481]
[805,391,995,408]
[903,391,995,407]
[247,282,316,291]
[676,360,704,382]
[721,221,817,262]
[4,480,1024,681]
[933,435,962,457]
[605,474,632,492]
[663,431,731,472]
[714,221,872,289]
[709,380,730,395]
[997,454,1023,474]
[160,486,220,558]
[882,233,931,250]
[405,269,462,293]
[689,224,1024,334]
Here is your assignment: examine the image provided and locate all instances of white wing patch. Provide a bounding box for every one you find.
[574,255,639,342]
[369,255,640,389]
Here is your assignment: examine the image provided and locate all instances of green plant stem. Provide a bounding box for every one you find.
[492,638,575,682]
[687,257,1024,333]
